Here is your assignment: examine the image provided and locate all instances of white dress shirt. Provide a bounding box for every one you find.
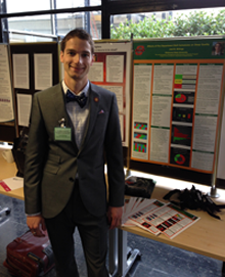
[62,80,90,149]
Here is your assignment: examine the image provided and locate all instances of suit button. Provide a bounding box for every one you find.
[69,177,74,182]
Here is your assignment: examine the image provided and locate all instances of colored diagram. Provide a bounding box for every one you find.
[171,125,192,146]
[174,74,183,89]
[134,132,147,140]
[170,147,190,167]
[172,107,193,123]
[175,93,186,103]
[133,142,147,153]
[173,91,195,105]
[134,122,147,130]
[174,74,196,90]
[174,154,186,165]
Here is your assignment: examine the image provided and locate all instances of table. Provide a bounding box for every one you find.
[1,147,225,276]
[109,177,225,277]
[0,147,24,200]
[0,147,23,224]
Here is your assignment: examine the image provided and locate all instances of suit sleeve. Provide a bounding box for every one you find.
[105,93,125,207]
[24,93,48,215]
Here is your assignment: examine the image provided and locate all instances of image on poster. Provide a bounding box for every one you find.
[171,125,192,147]
[173,91,195,105]
[132,122,148,159]
[170,146,190,167]
[172,107,193,123]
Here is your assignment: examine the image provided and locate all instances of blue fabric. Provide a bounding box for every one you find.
[66,90,87,108]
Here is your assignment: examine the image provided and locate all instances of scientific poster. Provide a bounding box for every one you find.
[0,44,14,122]
[88,41,132,147]
[131,38,225,173]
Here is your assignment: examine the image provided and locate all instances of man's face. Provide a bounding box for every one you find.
[60,37,94,83]
[215,43,221,53]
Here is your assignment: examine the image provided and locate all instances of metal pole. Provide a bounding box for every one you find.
[84,0,90,34]
[50,0,58,41]
[125,33,134,178]
[208,77,225,198]
[1,0,9,42]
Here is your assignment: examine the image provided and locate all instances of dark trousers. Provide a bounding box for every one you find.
[45,181,109,277]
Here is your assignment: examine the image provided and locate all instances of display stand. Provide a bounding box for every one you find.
[109,229,141,277]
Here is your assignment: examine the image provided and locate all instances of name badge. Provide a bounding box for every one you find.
[54,127,72,141]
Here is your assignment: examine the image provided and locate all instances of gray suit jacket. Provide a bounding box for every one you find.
[24,82,125,219]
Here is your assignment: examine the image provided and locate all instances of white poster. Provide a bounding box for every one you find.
[0,44,14,122]
[17,93,32,127]
[34,53,52,90]
[12,54,29,89]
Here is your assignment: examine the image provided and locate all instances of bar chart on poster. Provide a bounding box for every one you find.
[131,38,225,175]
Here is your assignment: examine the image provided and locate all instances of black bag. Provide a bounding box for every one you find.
[163,185,225,220]
[11,129,29,177]
[125,176,156,198]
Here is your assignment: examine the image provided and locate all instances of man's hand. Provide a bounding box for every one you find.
[107,206,123,230]
[26,215,46,237]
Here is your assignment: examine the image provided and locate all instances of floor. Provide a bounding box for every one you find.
[0,194,223,277]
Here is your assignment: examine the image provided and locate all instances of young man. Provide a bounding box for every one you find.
[24,28,125,277]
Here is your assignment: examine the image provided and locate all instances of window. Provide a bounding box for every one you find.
[56,11,101,40]
[56,0,101,9]
[2,0,102,42]
[6,0,51,13]
[110,7,225,39]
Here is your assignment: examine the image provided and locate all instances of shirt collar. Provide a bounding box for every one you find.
[62,80,89,97]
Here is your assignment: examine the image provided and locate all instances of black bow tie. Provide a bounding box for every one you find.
[66,90,87,108]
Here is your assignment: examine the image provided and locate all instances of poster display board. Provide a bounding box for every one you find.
[0,44,14,123]
[131,38,225,174]
[88,41,132,147]
[10,42,59,130]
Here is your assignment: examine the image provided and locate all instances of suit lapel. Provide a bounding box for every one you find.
[79,84,100,152]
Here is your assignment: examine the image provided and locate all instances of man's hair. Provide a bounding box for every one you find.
[215,42,222,48]
[60,28,94,54]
